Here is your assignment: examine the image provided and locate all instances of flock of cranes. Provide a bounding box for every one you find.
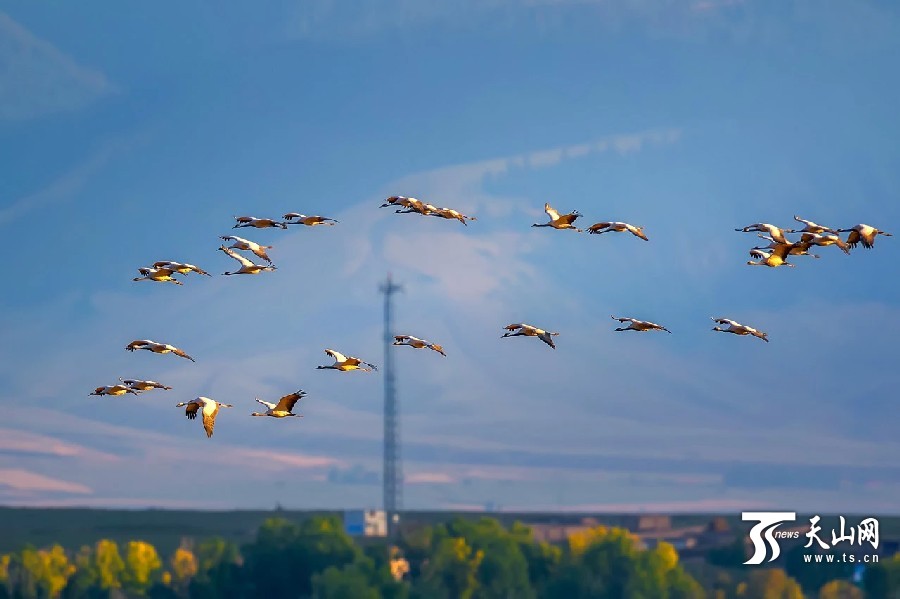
[90,199,891,438]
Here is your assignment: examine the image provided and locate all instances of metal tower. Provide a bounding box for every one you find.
[379,273,403,537]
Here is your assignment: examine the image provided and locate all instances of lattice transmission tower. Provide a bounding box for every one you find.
[379,274,403,537]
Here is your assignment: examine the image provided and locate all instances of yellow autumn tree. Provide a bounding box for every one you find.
[568,525,641,557]
[739,568,804,599]
[39,545,74,598]
[0,554,10,598]
[653,541,680,573]
[123,540,163,595]
[818,579,863,599]
[94,539,126,591]
[170,546,198,591]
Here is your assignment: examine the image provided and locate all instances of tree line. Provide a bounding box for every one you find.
[1,515,897,598]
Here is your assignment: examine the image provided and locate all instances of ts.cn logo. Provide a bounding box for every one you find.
[742,512,800,565]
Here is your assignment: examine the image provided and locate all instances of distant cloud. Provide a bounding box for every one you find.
[406,472,455,484]
[382,230,539,303]
[0,468,92,495]
[327,464,380,485]
[0,11,118,121]
[0,132,150,227]
[387,127,681,219]
[0,429,120,463]
[503,498,773,513]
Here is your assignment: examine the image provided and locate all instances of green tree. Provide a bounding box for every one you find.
[64,545,99,598]
[188,538,244,599]
[544,527,704,599]
[784,543,855,594]
[242,516,361,598]
[312,557,383,599]
[415,536,483,599]
[514,529,561,592]
[437,518,534,599]
[863,552,900,599]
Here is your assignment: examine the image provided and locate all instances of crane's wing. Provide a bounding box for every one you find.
[186,264,211,275]
[255,398,276,410]
[166,346,195,362]
[203,406,218,438]
[544,203,560,221]
[538,331,556,349]
[325,348,348,363]
[219,246,255,268]
[771,243,793,259]
[275,391,305,412]
[748,249,767,259]
[184,401,200,419]
[610,316,633,323]
[126,339,155,350]
[712,317,739,327]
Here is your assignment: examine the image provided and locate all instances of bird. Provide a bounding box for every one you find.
[393,335,446,356]
[232,216,288,230]
[735,223,795,244]
[125,339,156,351]
[793,216,838,235]
[151,261,211,276]
[611,316,671,333]
[124,339,195,362]
[218,246,277,275]
[380,196,432,215]
[219,235,274,264]
[283,213,339,226]
[176,397,233,438]
[119,378,172,391]
[747,243,797,268]
[380,196,412,208]
[501,323,560,349]
[250,390,306,418]
[836,224,893,249]
[316,349,377,372]
[532,203,582,232]
[396,202,439,216]
[429,207,476,226]
[586,221,649,240]
[90,385,141,396]
[133,267,182,285]
[710,318,769,342]
[798,232,850,255]
[754,235,819,259]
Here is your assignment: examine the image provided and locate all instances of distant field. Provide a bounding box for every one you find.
[1,508,897,555]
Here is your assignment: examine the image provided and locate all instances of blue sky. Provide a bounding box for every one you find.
[1,0,899,513]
